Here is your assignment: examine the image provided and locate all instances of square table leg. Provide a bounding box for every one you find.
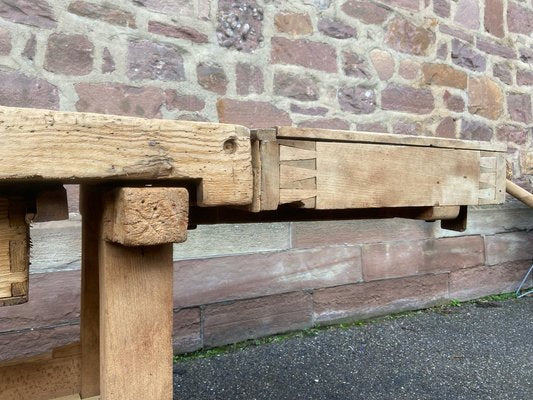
[99,241,173,400]
[80,186,187,400]
[80,185,101,399]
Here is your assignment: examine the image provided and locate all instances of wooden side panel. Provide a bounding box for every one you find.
[99,243,173,400]
[0,106,253,207]
[259,139,280,211]
[0,197,29,307]
[0,343,81,400]
[478,152,506,205]
[315,142,481,209]
[279,140,317,208]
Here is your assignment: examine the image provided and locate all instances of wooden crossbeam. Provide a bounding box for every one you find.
[0,106,252,207]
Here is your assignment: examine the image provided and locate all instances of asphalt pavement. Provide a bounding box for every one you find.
[174,297,532,400]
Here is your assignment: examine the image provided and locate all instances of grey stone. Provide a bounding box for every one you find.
[274,72,319,101]
[338,87,376,114]
[127,40,185,81]
[451,39,486,71]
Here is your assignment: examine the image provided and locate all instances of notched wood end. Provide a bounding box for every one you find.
[34,185,69,222]
[103,187,189,247]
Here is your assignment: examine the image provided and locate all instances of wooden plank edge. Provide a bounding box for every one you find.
[276,126,507,152]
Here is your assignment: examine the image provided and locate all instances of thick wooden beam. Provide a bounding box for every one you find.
[99,242,173,400]
[98,187,185,400]
[0,106,252,207]
[102,187,189,246]
[33,185,69,222]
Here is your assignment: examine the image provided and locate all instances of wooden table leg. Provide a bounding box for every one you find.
[98,187,188,400]
[80,185,102,399]
[99,242,173,399]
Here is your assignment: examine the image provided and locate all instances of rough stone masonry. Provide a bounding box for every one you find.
[0,0,532,359]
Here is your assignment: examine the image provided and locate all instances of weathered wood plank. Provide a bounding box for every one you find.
[315,142,481,209]
[276,126,506,152]
[0,106,252,207]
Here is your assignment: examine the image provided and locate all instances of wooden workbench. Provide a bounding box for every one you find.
[0,106,506,399]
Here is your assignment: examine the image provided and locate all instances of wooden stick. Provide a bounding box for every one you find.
[506,179,533,208]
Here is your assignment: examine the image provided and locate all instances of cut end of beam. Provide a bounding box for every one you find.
[103,187,189,246]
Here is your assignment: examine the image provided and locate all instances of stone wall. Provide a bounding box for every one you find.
[0,0,532,359]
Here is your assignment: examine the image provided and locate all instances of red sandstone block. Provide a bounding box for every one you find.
[274,71,319,101]
[148,21,207,43]
[313,274,449,324]
[381,0,420,11]
[484,0,504,38]
[165,90,205,112]
[236,63,264,95]
[363,236,485,281]
[203,291,313,347]
[197,62,228,94]
[434,205,533,238]
[507,1,533,35]
[298,118,350,130]
[381,84,435,114]
[69,1,136,28]
[291,218,435,249]
[0,26,10,55]
[174,245,362,308]
[385,17,434,56]
[449,261,532,300]
[44,33,94,76]
[517,69,533,86]
[485,231,533,265]
[271,37,337,72]
[342,1,391,25]
[127,40,185,82]
[217,98,292,128]
[0,324,79,362]
[274,13,313,35]
[75,83,164,118]
[173,308,202,354]
[0,0,56,29]
[0,271,80,332]
[0,70,59,110]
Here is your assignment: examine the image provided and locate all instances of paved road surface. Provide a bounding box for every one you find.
[174,298,532,400]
